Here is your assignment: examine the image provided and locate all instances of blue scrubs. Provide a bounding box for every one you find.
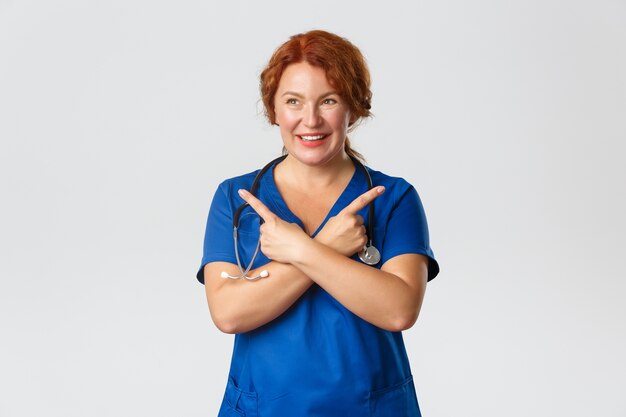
[196,160,440,417]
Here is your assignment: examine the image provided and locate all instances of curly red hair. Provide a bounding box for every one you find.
[260,30,372,162]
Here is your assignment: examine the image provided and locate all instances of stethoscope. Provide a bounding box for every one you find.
[221,154,381,280]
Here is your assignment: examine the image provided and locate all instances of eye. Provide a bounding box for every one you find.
[322,98,337,105]
[286,98,298,105]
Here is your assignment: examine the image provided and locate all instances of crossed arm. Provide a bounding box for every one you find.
[204,187,428,334]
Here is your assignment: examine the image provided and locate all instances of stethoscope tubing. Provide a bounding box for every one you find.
[224,154,379,280]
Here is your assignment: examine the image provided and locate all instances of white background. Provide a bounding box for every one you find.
[1,1,625,416]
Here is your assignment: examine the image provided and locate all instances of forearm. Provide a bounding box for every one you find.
[205,261,313,334]
[291,239,424,331]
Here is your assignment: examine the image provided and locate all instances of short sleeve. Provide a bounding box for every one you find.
[195,182,237,284]
[381,184,440,281]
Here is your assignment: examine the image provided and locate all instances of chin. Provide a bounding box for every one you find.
[285,140,347,166]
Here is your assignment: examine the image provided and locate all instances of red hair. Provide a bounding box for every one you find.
[260,30,372,162]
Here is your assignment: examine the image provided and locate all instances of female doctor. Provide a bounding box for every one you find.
[196,30,440,417]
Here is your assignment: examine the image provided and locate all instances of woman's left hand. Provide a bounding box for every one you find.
[238,189,309,264]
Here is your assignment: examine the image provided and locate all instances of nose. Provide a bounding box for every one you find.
[303,104,322,128]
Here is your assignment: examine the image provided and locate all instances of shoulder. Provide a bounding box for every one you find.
[365,166,417,205]
[366,166,413,189]
[215,169,261,196]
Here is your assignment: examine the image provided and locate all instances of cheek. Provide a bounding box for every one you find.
[328,109,351,129]
[276,108,298,129]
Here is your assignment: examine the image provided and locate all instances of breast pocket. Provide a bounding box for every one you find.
[218,375,258,417]
[368,376,421,417]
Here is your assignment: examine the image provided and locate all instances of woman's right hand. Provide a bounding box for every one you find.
[315,186,385,257]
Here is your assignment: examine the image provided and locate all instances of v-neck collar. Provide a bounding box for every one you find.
[261,159,365,238]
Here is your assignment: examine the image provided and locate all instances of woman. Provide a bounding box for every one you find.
[196,30,440,417]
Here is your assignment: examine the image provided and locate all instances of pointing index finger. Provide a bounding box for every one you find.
[238,189,276,221]
[342,186,385,214]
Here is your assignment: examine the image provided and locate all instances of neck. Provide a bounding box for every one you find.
[278,152,355,190]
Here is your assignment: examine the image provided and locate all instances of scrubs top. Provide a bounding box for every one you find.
[196,160,440,417]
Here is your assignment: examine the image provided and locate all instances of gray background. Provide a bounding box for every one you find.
[1,1,625,416]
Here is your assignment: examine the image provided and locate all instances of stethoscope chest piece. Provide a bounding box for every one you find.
[358,244,381,266]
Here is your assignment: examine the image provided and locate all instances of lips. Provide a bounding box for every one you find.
[297,133,329,142]
[296,133,329,148]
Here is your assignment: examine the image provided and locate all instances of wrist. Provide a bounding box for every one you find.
[313,232,329,248]
[292,235,320,266]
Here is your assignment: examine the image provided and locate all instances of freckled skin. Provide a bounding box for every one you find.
[274,62,353,168]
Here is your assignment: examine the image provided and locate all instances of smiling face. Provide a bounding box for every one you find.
[274,62,354,167]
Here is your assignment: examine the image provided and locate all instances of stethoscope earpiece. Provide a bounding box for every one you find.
[221,269,269,280]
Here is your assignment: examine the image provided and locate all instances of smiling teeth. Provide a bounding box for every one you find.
[300,135,326,141]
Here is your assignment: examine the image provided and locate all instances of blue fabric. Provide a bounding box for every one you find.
[196,160,439,416]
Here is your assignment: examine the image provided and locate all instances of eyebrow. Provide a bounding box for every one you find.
[280,91,339,98]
